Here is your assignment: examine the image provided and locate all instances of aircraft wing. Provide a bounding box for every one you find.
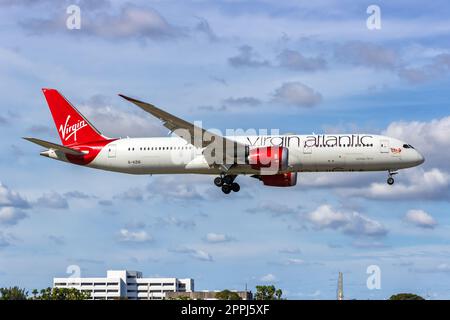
[23,137,85,156]
[119,94,248,165]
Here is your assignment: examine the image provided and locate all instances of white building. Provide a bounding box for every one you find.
[53,270,194,300]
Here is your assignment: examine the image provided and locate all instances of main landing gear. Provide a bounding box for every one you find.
[214,175,240,194]
[387,170,398,185]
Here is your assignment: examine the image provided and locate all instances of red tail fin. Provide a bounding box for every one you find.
[42,88,107,146]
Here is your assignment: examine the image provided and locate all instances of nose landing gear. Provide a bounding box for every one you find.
[387,170,398,185]
[214,175,240,194]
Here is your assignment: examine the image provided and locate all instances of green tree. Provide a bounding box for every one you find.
[389,293,425,300]
[215,290,242,300]
[31,289,39,299]
[0,287,28,300]
[255,285,283,300]
[35,287,91,300]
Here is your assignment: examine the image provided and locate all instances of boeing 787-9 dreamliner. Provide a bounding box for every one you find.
[24,89,425,194]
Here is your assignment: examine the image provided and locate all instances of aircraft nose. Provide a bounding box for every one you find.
[416,151,425,165]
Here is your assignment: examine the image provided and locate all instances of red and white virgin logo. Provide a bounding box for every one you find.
[58,115,88,142]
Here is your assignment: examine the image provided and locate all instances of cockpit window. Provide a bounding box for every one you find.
[409,145,415,149]
[403,144,410,148]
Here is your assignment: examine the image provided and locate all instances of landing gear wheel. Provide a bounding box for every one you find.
[221,184,232,194]
[223,175,234,185]
[231,183,240,192]
[214,177,223,187]
[387,177,395,185]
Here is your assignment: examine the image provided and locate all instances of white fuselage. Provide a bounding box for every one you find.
[46,134,425,175]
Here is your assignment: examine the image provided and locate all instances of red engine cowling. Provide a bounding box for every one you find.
[260,172,297,187]
[247,146,288,173]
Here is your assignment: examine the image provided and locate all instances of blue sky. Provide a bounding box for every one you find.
[1,0,450,299]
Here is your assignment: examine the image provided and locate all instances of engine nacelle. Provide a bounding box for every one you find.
[260,172,297,187]
[247,146,289,173]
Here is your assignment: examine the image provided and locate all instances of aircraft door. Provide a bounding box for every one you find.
[108,144,117,158]
[380,139,389,153]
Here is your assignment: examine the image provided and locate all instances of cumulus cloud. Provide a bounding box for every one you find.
[341,168,450,201]
[204,233,234,243]
[398,53,450,84]
[171,247,213,262]
[0,207,27,226]
[283,258,305,265]
[277,49,327,72]
[0,231,13,248]
[228,45,270,68]
[194,17,218,42]
[222,97,262,107]
[304,205,388,237]
[114,187,145,202]
[404,209,437,229]
[272,82,322,108]
[146,176,206,201]
[21,4,182,41]
[260,273,277,282]
[335,41,399,70]
[0,183,29,209]
[298,172,380,189]
[0,183,29,226]
[246,202,297,217]
[84,5,182,40]
[34,192,69,209]
[79,95,166,138]
[157,216,196,229]
[334,41,450,84]
[383,116,450,169]
[64,191,94,199]
[118,229,153,243]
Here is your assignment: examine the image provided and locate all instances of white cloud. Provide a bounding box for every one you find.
[405,209,437,229]
[171,247,213,262]
[228,45,270,68]
[0,231,13,248]
[0,183,29,208]
[273,82,322,108]
[21,4,182,41]
[114,187,145,202]
[277,49,327,72]
[246,202,297,216]
[0,207,27,226]
[87,5,180,40]
[398,53,450,84]
[341,168,450,201]
[204,233,233,243]
[383,116,450,169]
[335,41,399,70]
[284,258,305,265]
[79,99,166,138]
[146,176,206,200]
[260,273,277,282]
[118,229,153,243]
[305,205,388,237]
[157,216,196,229]
[34,192,69,209]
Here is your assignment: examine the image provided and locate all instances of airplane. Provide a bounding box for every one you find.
[24,88,425,194]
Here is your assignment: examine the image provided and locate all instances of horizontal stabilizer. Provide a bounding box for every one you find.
[23,137,84,156]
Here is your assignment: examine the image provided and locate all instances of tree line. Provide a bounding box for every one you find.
[0,285,425,300]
